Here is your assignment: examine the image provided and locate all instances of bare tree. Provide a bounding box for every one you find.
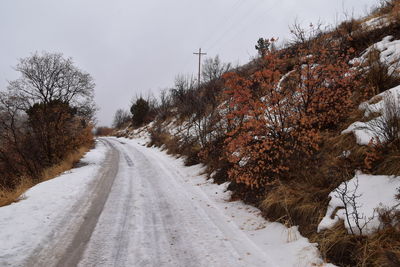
[0,91,40,183]
[169,75,198,117]
[171,75,196,103]
[0,52,96,176]
[289,20,324,48]
[8,51,95,120]
[157,89,172,120]
[201,55,231,83]
[112,109,131,129]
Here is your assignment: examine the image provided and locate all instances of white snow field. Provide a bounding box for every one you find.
[0,137,332,267]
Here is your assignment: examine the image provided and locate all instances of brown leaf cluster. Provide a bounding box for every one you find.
[222,43,357,189]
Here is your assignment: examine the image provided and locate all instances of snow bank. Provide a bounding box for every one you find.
[352,35,400,76]
[318,171,400,235]
[0,140,108,266]
[342,85,400,145]
[361,15,390,30]
[118,121,153,143]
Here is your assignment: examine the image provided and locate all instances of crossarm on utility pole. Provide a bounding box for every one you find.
[193,48,207,88]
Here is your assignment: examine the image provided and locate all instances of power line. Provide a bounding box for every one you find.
[207,0,280,54]
[199,0,246,49]
[178,0,276,81]
[203,0,263,52]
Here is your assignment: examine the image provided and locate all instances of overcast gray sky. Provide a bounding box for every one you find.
[0,0,379,126]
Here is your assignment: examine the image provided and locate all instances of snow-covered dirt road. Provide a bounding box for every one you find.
[0,137,330,267]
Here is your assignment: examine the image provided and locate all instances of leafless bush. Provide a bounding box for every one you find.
[156,89,172,120]
[334,175,375,235]
[8,52,95,119]
[170,75,198,117]
[112,109,131,129]
[202,55,231,83]
[289,20,324,48]
[366,91,400,147]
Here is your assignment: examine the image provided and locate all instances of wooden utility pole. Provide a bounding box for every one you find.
[193,48,207,88]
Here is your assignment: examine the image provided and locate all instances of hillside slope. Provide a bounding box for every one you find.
[117,2,400,266]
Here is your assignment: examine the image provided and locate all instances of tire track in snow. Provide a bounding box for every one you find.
[121,139,277,266]
[51,139,119,267]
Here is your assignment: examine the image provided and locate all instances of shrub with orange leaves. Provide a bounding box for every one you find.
[222,43,357,190]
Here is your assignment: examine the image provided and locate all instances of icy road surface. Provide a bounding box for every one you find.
[0,137,329,267]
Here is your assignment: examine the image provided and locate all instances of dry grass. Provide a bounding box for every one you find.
[0,146,90,207]
[311,222,362,266]
[258,112,372,236]
[41,146,90,181]
[377,0,400,22]
[260,179,331,236]
[357,228,400,266]
[149,128,202,166]
[377,152,400,176]
[0,179,33,207]
[312,222,400,266]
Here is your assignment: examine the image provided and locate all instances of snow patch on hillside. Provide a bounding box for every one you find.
[352,35,400,76]
[318,171,400,235]
[342,85,400,145]
[361,15,390,30]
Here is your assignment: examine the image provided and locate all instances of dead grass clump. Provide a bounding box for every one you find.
[376,152,400,176]
[148,128,185,156]
[163,136,182,155]
[387,0,400,22]
[364,47,400,95]
[260,180,330,236]
[354,227,400,266]
[0,179,32,207]
[182,143,201,166]
[311,222,362,266]
[148,130,171,148]
[334,18,362,50]
[372,0,398,18]
[258,125,369,237]
[41,146,90,181]
[319,131,369,175]
[337,18,362,36]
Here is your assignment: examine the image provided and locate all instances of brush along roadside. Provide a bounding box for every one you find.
[0,146,91,207]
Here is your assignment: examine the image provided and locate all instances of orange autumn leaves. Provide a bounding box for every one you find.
[222,45,357,189]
